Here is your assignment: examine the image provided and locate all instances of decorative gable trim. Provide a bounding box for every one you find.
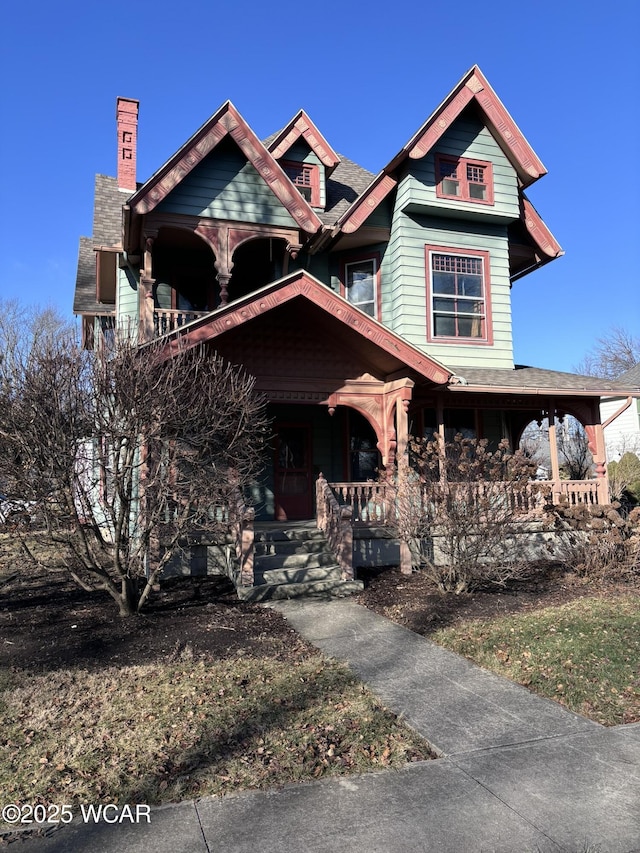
[337,174,397,235]
[521,195,563,260]
[268,110,340,172]
[403,67,547,185]
[160,271,451,385]
[338,66,548,237]
[127,102,323,234]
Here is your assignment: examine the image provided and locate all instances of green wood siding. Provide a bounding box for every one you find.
[156,138,298,227]
[382,208,514,369]
[398,116,520,222]
[117,265,138,338]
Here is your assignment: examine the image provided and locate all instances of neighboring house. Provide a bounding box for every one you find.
[74,66,640,580]
[601,363,640,461]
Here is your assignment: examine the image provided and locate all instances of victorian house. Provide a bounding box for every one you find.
[74,67,639,591]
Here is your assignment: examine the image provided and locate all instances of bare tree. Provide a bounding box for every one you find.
[0,317,269,615]
[519,416,593,480]
[574,326,640,380]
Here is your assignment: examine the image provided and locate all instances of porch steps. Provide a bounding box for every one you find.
[237,522,363,602]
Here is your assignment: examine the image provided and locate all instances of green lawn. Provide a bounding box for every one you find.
[432,595,639,725]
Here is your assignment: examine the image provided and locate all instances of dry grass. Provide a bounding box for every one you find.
[0,651,430,816]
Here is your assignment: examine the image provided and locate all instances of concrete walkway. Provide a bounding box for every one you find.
[8,600,640,852]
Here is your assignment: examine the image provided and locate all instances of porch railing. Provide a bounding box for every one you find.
[316,473,354,580]
[154,308,209,336]
[329,478,607,524]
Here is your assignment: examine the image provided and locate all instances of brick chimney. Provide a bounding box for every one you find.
[116,97,139,192]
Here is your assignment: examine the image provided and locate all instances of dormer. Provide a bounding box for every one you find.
[267,110,339,212]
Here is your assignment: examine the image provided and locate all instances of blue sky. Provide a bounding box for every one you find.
[1,0,638,373]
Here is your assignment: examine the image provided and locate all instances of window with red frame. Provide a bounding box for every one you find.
[435,155,493,204]
[282,161,320,207]
[427,249,489,340]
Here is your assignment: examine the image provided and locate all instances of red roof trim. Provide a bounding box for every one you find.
[521,195,563,259]
[162,271,451,385]
[128,102,322,234]
[338,66,548,236]
[268,110,340,172]
[336,173,397,234]
[404,68,546,183]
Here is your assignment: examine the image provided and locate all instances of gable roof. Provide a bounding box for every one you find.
[394,66,546,185]
[156,270,452,386]
[126,101,323,235]
[267,110,340,173]
[335,65,560,261]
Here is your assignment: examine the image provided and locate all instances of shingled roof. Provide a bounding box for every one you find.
[447,365,640,396]
[73,175,124,316]
[320,155,376,225]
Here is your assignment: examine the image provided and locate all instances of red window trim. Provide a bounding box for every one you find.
[281,159,321,207]
[434,154,494,206]
[339,251,382,321]
[425,245,493,346]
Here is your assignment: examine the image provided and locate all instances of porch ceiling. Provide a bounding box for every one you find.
[162,271,451,387]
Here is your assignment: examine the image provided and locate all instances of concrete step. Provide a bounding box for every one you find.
[256,564,342,586]
[237,577,364,602]
[254,551,336,572]
[254,538,329,557]
[254,526,325,544]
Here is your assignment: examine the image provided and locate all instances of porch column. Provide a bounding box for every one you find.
[547,399,562,498]
[139,235,156,343]
[585,419,609,503]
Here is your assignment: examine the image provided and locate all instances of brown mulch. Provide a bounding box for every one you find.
[1,532,637,675]
[356,563,640,637]
[0,567,307,675]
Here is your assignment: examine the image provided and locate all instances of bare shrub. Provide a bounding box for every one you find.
[383,436,538,594]
[550,504,640,583]
[0,322,269,615]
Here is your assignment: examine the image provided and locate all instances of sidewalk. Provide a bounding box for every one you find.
[9,599,640,852]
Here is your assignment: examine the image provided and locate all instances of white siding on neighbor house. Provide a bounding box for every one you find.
[601,397,640,460]
[155,141,298,228]
[399,116,520,222]
[381,205,514,369]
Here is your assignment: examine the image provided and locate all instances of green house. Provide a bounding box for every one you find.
[74,67,639,590]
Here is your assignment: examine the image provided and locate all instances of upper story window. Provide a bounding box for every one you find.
[426,246,493,344]
[282,160,320,207]
[341,254,380,319]
[435,154,494,205]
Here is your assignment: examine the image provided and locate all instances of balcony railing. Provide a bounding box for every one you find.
[154,308,209,336]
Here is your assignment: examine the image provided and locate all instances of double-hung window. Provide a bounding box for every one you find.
[282,160,320,207]
[426,247,492,343]
[342,256,379,319]
[435,154,494,205]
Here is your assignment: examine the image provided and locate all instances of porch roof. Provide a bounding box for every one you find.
[157,271,452,386]
[446,365,640,397]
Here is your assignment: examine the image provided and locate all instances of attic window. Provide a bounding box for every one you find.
[282,161,320,207]
[435,155,494,205]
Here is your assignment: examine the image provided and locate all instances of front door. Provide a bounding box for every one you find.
[274,424,313,520]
